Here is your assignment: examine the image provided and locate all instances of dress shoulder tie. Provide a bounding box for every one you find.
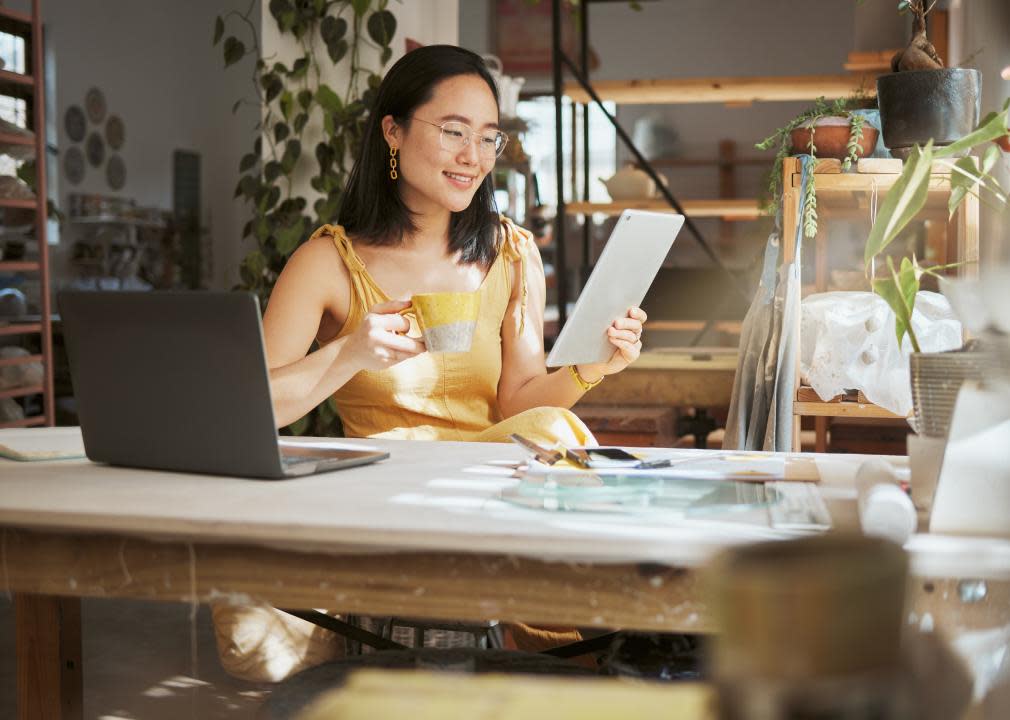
[309,223,367,273]
[498,215,534,335]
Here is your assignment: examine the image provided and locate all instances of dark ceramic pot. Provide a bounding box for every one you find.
[876,68,981,158]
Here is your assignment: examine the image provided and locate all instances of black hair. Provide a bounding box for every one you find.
[338,45,501,267]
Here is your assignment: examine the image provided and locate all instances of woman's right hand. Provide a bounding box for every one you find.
[337,299,427,373]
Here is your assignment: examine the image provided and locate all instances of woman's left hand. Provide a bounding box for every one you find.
[576,306,647,382]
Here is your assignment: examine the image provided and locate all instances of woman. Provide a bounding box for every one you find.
[213,44,647,682]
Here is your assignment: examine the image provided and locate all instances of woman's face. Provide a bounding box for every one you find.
[384,74,500,216]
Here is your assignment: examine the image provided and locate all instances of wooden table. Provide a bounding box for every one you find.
[2,429,1008,719]
[583,347,738,408]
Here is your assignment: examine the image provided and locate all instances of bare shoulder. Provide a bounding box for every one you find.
[268,229,352,323]
[291,230,348,276]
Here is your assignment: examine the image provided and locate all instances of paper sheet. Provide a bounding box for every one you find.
[0,426,86,461]
[526,448,820,483]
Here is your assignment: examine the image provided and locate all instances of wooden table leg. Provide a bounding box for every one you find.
[15,594,82,720]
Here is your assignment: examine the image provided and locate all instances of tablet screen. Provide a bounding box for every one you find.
[546,210,683,367]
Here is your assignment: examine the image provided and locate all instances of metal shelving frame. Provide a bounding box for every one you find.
[549,0,738,336]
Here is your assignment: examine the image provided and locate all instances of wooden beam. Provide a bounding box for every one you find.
[793,401,906,419]
[1,529,713,634]
[856,158,952,175]
[564,74,878,105]
[793,172,951,193]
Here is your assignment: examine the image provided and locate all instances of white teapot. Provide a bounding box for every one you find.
[483,55,525,118]
[599,165,657,201]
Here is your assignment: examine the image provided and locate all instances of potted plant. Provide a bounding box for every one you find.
[865,99,1009,437]
[864,99,1009,353]
[757,95,879,239]
[875,0,982,159]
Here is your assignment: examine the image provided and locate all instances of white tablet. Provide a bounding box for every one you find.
[546,210,683,367]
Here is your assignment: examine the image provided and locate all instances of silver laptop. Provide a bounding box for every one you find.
[57,291,388,479]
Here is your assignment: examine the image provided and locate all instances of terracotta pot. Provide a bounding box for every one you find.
[996,133,1010,152]
[789,117,879,161]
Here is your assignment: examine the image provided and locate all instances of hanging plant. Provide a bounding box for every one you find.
[214,0,397,435]
[756,95,875,239]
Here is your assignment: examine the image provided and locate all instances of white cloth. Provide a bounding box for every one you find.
[800,291,962,415]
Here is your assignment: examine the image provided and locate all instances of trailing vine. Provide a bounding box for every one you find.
[756,95,871,238]
[214,0,397,307]
[214,0,397,435]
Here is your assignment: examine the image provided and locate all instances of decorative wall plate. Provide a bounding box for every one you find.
[86,131,105,167]
[64,105,86,142]
[85,87,106,124]
[63,146,84,185]
[106,154,125,190]
[105,114,125,150]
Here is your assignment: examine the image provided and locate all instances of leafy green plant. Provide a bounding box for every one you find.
[865,99,1010,352]
[756,95,871,238]
[215,0,397,435]
[215,0,396,308]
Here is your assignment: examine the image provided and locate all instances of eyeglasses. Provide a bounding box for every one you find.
[413,117,508,159]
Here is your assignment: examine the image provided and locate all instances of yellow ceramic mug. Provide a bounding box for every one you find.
[400,291,481,353]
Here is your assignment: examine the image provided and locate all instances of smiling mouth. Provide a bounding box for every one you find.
[444,171,477,185]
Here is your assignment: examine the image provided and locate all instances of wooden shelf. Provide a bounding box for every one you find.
[794,400,906,419]
[0,323,41,337]
[566,198,766,220]
[0,353,42,368]
[0,261,39,272]
[563,74,877,106]
[0,68,34,102]
[637,155,767,169]
[843,49,901,73]
[0,197,37,209]
[0,131,34,148]
[0,414,46,429]
[0,383,42,400]
[0,6,33,30]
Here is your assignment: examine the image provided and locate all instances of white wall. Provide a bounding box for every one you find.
[35,0,461,290]
[26,0,259,289]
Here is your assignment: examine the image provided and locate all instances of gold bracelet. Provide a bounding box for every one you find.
[567,364,603,392]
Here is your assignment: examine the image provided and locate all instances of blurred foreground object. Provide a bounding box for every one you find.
[709,535,914,719]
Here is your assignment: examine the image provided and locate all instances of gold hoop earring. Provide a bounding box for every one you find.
[389,146,398,180]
